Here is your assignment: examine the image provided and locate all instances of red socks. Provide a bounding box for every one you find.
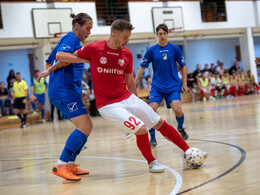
[136,133,155,164]
[158,120,190,152]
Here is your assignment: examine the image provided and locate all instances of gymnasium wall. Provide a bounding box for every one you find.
[0,1,258,39]
[0,49,31,92]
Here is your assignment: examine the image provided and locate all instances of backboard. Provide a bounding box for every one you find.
[32,8,72,39]
[152,7,184,33]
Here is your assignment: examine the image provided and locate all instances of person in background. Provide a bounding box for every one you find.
[0,81,13,116]
[144,76,152,93]
[246,70,260,94]
[6,69,16,91]
[30,70,48,123]
[211,73,225,99]
[12,72,28,128]
[135,23,190,148]
[198,72,215,101]
[229,61,240,75]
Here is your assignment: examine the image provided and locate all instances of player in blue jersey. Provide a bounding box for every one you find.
[135,23,190,147]
[39,13,93,181]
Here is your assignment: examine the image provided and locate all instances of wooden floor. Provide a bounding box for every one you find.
[1,95,260,195]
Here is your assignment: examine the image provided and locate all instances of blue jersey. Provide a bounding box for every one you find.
[141,43,185,93]
[46,32,83,100]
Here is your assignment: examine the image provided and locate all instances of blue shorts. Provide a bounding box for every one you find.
[34,93,45,105]
[50,98,88,119]
[148,89,181,109]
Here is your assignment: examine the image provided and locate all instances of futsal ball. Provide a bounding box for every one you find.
[184,147,206,168]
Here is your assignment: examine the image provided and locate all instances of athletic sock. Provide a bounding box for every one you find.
[136,133,156,164]
[23,113,27,124]
[69,135,89,162]
[41,109,45,120]
[59,129,86,163]
[149,128,156,140]
[17,113,22,120]
[158,120,190,152]
[176,114,184,130]
[31,102,36,111]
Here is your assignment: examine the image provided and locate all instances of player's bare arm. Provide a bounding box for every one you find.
[135,66,146,84]
[56,51,89,64]
[45,62,51,70]
[125,73,138,96]
[181,65,190,93]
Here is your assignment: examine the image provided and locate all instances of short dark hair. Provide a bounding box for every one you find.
[16,72,20,75]
[111,20,134,33]
[0,81,4,85]
[34,69,40,74]
[156,23,168,33]
[70,13,92,27]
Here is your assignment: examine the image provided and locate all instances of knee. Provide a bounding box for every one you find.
[135,126,148,135]
[153,118,164,130]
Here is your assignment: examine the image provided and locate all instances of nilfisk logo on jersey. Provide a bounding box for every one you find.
[61,44,71,51]
[118,59,125,66]
[162,53,167,60]
[100,57,107,64]
[97,67,124,74]
[67,102,78,112]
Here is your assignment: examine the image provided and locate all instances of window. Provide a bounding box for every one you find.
[0,5,2,29]
[200,0,227,22]
[96,0,129,26]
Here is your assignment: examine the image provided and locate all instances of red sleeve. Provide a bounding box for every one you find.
[124,51,133,74]
[77,43,92,59]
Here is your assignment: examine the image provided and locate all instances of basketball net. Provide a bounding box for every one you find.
[168,27,183,33]
[53,32,67,38]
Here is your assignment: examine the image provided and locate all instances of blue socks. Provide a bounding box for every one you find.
[70,134,89,162]
[41,109,45,119]
[31,102,36,111]
[149,128,156,141]
[59,129,88,163]
[176,114,184,130]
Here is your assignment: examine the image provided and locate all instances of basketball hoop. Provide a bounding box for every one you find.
[53,32,67,38]
[168,27,183,33]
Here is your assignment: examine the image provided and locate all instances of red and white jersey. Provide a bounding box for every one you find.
[77,40,133,109]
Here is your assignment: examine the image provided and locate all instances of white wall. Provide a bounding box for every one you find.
[0,1,258,39]
[0,3,46,38]
[182,38,239,72]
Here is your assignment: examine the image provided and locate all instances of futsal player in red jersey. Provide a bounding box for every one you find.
[41,20,208,172]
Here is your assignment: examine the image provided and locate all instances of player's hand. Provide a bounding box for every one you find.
[182,85,191,94]
[255,57,260,65]
[37,70,51,82]
[30,95,36,101]
[22,98,27,104]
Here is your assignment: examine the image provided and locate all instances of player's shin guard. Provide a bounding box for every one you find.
[41,109,45,119]
[158,120,190,152]
[136,133,156,164]
[201,90,205,97]
[69,135,89,162]
[211,88,215,96]
[31,102,36,111]
[149,128,156,140]
[176,114,184,130]
[59,129,86,163]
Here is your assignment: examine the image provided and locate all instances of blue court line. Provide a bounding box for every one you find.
[190,104,248,112]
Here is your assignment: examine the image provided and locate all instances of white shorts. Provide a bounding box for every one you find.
[98,94,161,138]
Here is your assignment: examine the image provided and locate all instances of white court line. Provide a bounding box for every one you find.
[0,156,183,195]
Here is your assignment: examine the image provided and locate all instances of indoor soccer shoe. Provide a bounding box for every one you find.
[178,128,189,140]
[149,160,164,173]
[52,164,81,181]
[68,164,89,175]
[150,139,157,148]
